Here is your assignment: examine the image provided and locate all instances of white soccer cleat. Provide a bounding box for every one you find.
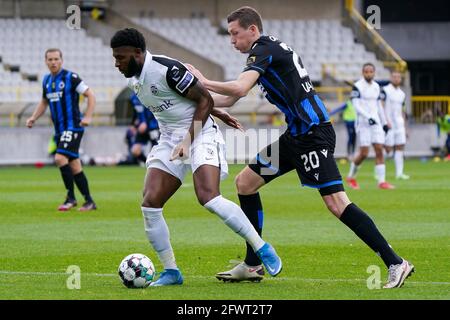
[396,174,410,180]
[216,261,265,282]
[383,259,415,289]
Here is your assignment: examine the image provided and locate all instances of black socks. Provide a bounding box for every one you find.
[73,171,93,202]
[238,193,264,267]
[340,203,403,267]
[59,164,75,200]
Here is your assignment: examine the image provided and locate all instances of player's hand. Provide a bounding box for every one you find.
[214,109,244,131]
[170,141,190,161]
[80,116,92,127]
[138,122,147,134]
[383,124,390,134]
[185,64,207,84]
[26,117,35,128]
[368,118,377,126]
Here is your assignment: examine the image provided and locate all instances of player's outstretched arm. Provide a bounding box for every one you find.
[186,64,259,98]
[26,98,48,128]
[80,88,96,127]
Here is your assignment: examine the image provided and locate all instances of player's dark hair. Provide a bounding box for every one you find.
[110,28,146,51]
[227,6,263,33]
[362,62,375,71]
[45,48,62,59]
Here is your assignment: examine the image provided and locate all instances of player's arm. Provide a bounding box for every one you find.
[171,80,213,160]
[351,85,373,122]
[211,107,243,131]
[200,70,260,98]
[80,88,96,126]
[379,88,390,128]
[210,93,241,108]
[26,98,48,128]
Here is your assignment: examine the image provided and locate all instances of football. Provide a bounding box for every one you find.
[118,253,156,288]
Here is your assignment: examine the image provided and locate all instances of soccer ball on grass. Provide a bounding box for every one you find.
[118,253,155,288]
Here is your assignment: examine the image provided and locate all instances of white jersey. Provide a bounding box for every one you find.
[351,78,386,128]
[128,51,215,144]
[381,83,406,129]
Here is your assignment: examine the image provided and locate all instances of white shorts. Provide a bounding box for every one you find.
[385,128,406,147]
[357,124,385,147]
[145,128,228,183]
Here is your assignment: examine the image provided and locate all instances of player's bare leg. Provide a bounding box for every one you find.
[142,168,183,286]
[194,165,281,281]
[322,191,413,288]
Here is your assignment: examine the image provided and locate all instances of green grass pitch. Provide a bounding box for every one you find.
[0,159,449,300]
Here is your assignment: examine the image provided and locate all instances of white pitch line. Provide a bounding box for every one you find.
[0,270,449,286]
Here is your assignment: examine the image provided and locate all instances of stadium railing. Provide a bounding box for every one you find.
[411,96,450,123]
[344,0,407,74]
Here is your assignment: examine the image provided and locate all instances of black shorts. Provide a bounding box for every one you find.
[134,131,150,144]
[55,130,83,160]
[249,123,344,196]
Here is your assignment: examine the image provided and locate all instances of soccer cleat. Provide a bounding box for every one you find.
[150,269,183,287]
[346,177,360,190]
[58,198,77,211]
[78,201,97,212]
[216,262,265,282]
[256,243,282,277]
[383,259,415,289]
[396,174,410,180]
[378,181,395,189]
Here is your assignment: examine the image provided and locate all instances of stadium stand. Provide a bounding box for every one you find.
[132,17,391,82]
[0,18,126,103]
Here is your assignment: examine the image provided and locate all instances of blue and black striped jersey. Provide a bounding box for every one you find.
[244,35,330,136]
[42,69,88,136]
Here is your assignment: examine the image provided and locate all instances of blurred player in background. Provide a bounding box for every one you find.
[26,48,97,212]
[346,63,395,190]
[436,109,450,160]
[329,99,357,161]
[111,28,282,286]
[120,94,160,165]
[381,71,410,179]
[187,6,413,289]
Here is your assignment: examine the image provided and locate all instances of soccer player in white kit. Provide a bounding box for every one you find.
[347,63,395,190]
[381,71,409,180]
[110,28,282,286]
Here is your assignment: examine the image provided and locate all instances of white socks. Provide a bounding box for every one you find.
[375,164,386,184]
[348,161,359,178]
[141,207,177,270]
[204,195,265,252]
[394,151,404,177]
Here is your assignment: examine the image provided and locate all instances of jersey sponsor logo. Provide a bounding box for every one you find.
[46,91,63,102]
[58,82,65,89]
[148,99,174,113]
[176,71,194,93]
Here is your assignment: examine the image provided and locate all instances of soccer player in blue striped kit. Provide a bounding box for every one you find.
[188,6,414,288]
[27,48,97,212]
